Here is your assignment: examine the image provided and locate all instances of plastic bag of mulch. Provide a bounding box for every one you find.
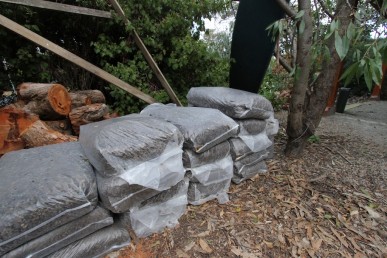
[96,174,161,213]
[141,104,238,153]
[187,155,233,186]
[119,179,189,238]
[0,142,98,255]
[187,87,274,119]
[79,114,185,191]
[237,119,267,135]
[232,158,268,184]
[188,178,231,205]
[47,223,130,258]
[3,206,113,258]
[183,141,231,168]
[229,135,272,161]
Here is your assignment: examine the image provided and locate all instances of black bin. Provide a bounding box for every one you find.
[336,87,351,113]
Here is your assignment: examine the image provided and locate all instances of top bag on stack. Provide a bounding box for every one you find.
[187,87,274,120]
[141,104,239,153]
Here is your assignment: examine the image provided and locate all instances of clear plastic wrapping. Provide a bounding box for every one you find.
[232,159,268,184]
[188,155,233,185]
[183,141,230,168]
[79,114,184,178]
[141,104,239,153]
[229,135,272,161]
[188,178,231,205]
[124,179,189,238]
[0,142,98,255]
[187,87,274,119]
[3,206,113,258]
[47,223,130,258]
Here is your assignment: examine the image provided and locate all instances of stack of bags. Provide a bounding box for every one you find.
[79,114,188,238]
[141,104,238,205]
[0,142,130,258]
[187,87,279,184]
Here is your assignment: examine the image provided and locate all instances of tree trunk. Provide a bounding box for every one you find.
[69,103,109,135]
[304,0,358,135]
[18,83,72,119]
[285,0,314,156]
[20,120,77,148]
[285,0,358,156]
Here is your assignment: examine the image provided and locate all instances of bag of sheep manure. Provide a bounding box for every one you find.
[141,104,238,153]
[3,206,112,258]
[0,142,98,255]
[187,87,274,119]
[47,223,130,258]
[229,134,272,161]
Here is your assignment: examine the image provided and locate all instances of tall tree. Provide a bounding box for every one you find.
[273,0,386,156]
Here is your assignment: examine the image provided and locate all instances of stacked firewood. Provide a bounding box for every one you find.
[0,83,110,155]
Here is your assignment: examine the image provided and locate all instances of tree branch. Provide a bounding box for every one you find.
[273,53,293,73]
[316,0,335,19]
[275,0,297,20]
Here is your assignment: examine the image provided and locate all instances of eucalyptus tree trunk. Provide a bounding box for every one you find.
[284,0,313,156]
[285,0,358,156]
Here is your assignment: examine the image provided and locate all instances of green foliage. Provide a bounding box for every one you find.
[308,135,320,143]
[259,60,292,111]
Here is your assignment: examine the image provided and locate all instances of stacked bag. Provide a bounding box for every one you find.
[187,87,279,184]
[141,105,238,205]
[0,142,130,258]
[79,114,188,238]
[0,86,279,256]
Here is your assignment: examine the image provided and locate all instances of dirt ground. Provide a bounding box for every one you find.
[113,101,387,258]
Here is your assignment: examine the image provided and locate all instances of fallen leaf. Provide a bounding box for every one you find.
[263,241,273,248]
[184,241,196,252]
[193,231,210,237]
[330,227,349,248]
[363,205,381,219]
[176,249,190,258]
[354,252,367,258]
[231,247,243,256]
[199,238,213,254]
[311,238,323,251]
[278,233,286,245]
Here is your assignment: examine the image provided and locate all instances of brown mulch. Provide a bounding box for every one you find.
[113,114,387,258]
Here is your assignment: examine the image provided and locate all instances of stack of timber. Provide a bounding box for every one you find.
[0,83,109,155]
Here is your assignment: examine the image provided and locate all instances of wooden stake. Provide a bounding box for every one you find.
[0,14,156,104]
[108,0,182,106]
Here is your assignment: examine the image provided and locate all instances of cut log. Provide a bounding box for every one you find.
[69,92,92,109]
[18,83,71,118]
[74,90,106,104]
[20,120,78,148]
[69,103,109,135]
[0,107,39,154]
[44,119,73,135]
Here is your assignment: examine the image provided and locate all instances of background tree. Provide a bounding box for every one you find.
[0,0,230,113]
[271,0,386,156]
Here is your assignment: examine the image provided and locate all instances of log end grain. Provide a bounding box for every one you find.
[48,84,72,116]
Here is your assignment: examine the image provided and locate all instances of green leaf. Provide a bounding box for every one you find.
[340,62,359,86]
[335,32,344,60]
[364,63,373,91]
[295,10,305,20]
[325,20,336,40]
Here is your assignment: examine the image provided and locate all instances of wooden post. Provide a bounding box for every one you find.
[0,14,156,104]
[0,0,112,18]
[108,0,182,106]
